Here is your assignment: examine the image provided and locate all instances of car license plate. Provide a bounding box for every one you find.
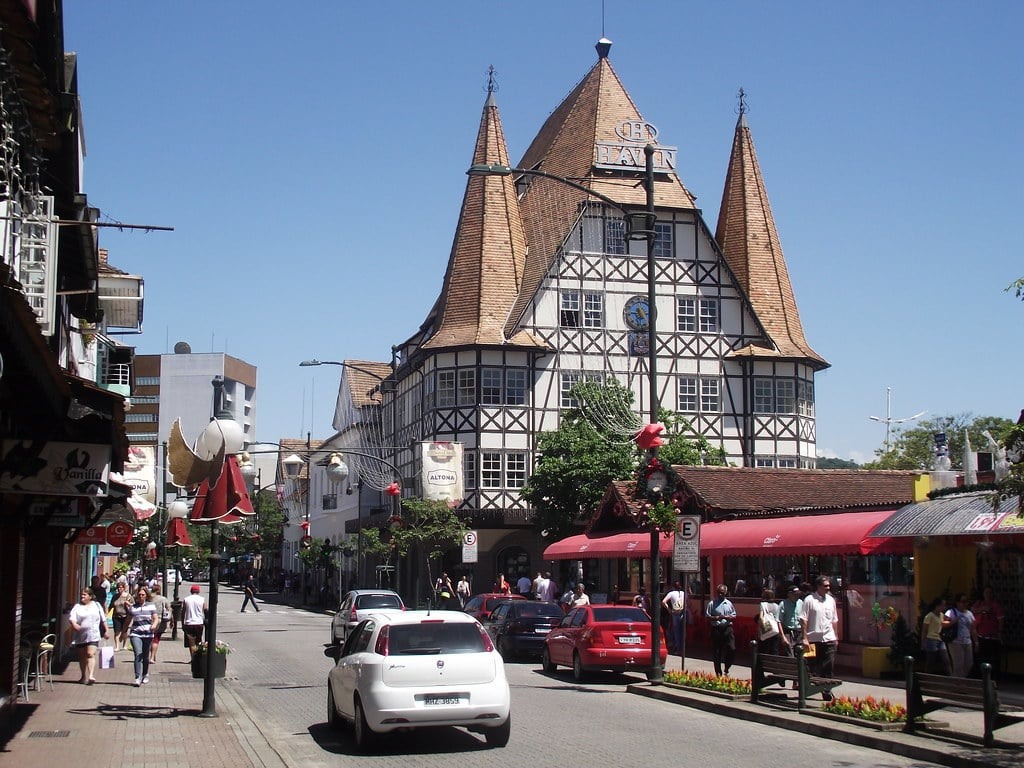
[618,635,642,645]
[424,696,461,706]
[535,628,551,633]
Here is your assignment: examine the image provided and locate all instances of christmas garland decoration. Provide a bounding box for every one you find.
[634,456,682,534]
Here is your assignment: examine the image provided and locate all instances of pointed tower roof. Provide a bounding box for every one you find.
[421,77,546,351]
[507,39,697,333]
[715,101,828,368]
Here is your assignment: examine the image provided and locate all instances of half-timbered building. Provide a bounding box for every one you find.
[340,40,828,589]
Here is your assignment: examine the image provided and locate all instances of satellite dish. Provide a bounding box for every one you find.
[173,341,192,354]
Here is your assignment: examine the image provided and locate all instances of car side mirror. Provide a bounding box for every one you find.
[324,645,341,661]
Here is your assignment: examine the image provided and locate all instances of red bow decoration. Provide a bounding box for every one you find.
[635,423,666,450]
[299,520,310,531]
[385,482,401,496]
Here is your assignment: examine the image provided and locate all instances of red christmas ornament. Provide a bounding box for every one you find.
[385,482,401,496]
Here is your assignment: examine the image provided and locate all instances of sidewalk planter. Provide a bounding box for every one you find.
[661,681,748,701]
[191,652,227,679]
[805,709,906,731]
[862,646,897,678]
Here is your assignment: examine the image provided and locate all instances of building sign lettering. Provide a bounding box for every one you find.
[595,120,677,174]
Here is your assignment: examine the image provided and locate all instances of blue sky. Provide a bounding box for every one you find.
[64,2,1023,464]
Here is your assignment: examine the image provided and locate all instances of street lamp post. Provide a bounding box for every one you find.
[200,377,246,717]
[468,151,664,680]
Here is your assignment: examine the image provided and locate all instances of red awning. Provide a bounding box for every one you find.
[544,531,673,560]
[544,510,908,560]
[699,509,909,556]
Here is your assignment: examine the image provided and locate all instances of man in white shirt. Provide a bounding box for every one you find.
[539,572,557,602]
[661,581,687,653]
[800,575,839,698]
[182,585,207,655]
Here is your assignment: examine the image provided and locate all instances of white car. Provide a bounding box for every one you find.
[330,589,405,645]
[325,610,511,750]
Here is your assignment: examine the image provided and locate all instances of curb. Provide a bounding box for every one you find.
[627,683,1021,768]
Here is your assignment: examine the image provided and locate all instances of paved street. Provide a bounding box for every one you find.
[221,591,941,768]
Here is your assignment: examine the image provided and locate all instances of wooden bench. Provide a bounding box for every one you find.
[750,641,842,710]
[904,657,1024,747]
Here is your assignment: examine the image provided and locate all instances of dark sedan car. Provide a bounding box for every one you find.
[483,601,565,660]
[463,593,526,621]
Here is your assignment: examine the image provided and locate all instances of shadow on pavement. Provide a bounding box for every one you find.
[66,703,201,720]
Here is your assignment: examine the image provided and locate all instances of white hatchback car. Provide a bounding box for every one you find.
[325,610,511,750]
[330,589,405,645]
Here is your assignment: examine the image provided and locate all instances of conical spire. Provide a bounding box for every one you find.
[422,77,544,351]
[716,94,827,367]
[507,46,696,333]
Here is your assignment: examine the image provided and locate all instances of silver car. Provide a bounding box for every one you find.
[325,610,511,750]
[330,589,405,645]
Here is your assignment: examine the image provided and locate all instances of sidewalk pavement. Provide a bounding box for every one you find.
[635,652,1024,768]
[0,620,285,768]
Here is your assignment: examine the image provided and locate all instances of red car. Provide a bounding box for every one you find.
[463,593,526,621]
[542,604,667,681]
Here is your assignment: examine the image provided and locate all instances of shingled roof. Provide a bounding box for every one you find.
[342,359,391,408]
[715,112,828,368]
[507,40,698,334]
[421,88,545,352]
[590,467,920,531]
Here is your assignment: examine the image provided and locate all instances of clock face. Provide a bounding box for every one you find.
[624,296,650,330]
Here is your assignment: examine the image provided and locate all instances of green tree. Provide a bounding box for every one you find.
[359,498,467,594]
[863,414,1013,470]
[520,382,727,539]
[817,457,861,469]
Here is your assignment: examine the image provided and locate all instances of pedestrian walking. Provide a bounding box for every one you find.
[778,583,803,656]
[706,584,736,676]
[800,575,839,699]
[128,586,160,686]
[241,573,261,612]
[921,596,952,675]
[945,592,978,678]
[971,586,1005,678]
[110,581,133,650]
[150,584,171,662]
[456,575,471,607]
[661,581,686,653]
[68,587,105,684]
[182,585,206,655]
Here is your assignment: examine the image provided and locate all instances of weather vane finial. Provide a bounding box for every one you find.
[737,87,748,116]
[486,65,498,95]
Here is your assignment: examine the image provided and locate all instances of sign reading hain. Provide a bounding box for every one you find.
[419,442,464,503]
[0,440,111,497]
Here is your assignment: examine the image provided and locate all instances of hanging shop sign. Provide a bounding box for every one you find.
[420,441,464,503]
[0,440,111,497]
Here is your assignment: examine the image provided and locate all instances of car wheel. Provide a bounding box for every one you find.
[541,647,556,673]
[485,713,511,748]
[327,685,342,729]
[353,697,376,751]
[572,651,586,683]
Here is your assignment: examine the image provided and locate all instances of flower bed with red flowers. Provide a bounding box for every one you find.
[663,669,752,697]
[822,695,906,723]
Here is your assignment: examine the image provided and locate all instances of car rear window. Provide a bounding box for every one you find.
[515,603,564,619]
[356,594,402,610]
[592,607,650,623]
[389,623,486,655]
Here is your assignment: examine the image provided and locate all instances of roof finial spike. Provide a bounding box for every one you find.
[486,65,498,95]
[736,87,748,126]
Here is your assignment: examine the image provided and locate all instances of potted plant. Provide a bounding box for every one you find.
[191,640,231,679]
